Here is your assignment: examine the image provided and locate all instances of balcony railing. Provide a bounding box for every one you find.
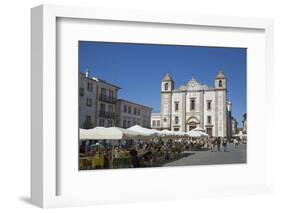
[99,94,116,104]
[99,110,116,119]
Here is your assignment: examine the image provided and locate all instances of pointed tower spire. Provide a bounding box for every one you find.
[216,70,225,79]
[162,73,173,81]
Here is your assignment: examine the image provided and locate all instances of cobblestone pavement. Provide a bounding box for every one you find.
[163,143,247,167]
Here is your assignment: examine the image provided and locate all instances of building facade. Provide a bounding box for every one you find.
[79,71,120,128]
[242,113,247,134]
[116,99,152,129]
[226,101,233,139]
[151,112,161,130]
[79,71,97,129]
[159,71,231,137]
[79,70,152,129]
[231,116,239,135]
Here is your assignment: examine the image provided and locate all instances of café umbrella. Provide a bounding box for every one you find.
[127,125,158,137]
[187,130,202,138]
[159,129,176,137]
[79,127,144,140]
[233,132,247,138]
[80,127,146,169]
[199,131,209,137]
[151,129,162,136]
[171,130,188,137]
[193,126,206,132]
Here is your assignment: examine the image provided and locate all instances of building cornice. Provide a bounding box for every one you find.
[117,99,153,110]
[161,91,173,94]
[80,72,121,90]
[171,88,227,93]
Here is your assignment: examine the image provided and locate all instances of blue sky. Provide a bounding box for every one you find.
[79,41,246,127]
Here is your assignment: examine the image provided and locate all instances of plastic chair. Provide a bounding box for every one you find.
[113,158,120,168]
[80,158,92,170]
[92,156,104,169]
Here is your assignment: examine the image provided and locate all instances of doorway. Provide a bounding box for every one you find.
[206,127,213,136]
[189,125,196,131]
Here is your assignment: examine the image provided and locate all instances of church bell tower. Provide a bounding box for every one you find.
[215,70,227,137]
[215,70,227,89]
[161,73,174,130]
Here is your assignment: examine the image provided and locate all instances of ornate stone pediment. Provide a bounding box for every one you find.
[177,77,210,91]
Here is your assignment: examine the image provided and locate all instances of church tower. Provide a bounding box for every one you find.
[161,73,174,130]
[215,70,227,89]
[214,70,227,137]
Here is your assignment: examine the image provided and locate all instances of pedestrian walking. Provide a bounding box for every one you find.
[222,137,227,152]
[234,138,239,149]
[217,137,221,152]
[211,137,216,152]
[129,147,140,168]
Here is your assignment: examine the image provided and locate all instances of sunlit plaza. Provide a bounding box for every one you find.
[78,42,247,170]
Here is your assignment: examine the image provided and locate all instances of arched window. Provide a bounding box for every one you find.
[175,116,179,124]
[164,83,169,90]
[219,80,223,87]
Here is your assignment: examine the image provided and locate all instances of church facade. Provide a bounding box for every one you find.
[160,71,232,138]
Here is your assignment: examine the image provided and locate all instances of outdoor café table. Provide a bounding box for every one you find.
[123,156,132,168]
[80,156,104,169]
[92,156,104,168]
[112,157,121,168]
[112,156,132,168]
[79,157,92,169]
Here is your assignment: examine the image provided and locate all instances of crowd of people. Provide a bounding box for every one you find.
[79,136,244,170]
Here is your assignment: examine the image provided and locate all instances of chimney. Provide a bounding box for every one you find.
[85,69,90,78]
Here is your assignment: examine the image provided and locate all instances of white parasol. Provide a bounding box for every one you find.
[127,125,158,137]
[187,130,202,138]
[79,127,144,140]
[193,126,206,132]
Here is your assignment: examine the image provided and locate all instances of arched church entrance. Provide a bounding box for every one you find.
[186,117,200,131]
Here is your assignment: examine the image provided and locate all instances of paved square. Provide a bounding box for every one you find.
[163,143,246,166]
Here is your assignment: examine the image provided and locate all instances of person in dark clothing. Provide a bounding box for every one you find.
[129,148,140,168]
[143,147,153,167]
[222,137,228,152]
[80,141,87,154]
[217,137,221,152]
[103,149,110,169]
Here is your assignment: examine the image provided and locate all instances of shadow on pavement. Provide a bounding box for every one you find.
[152,152,195,167]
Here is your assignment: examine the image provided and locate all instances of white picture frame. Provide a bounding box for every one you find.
[31,4,274,208]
